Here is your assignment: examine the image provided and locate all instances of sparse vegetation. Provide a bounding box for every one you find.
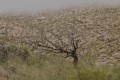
[0,5,120,80]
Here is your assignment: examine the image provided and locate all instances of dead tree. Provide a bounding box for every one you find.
[36,22,87,67]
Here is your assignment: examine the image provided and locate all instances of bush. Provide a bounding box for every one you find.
[0,44,30,63]
[18,46,30,61]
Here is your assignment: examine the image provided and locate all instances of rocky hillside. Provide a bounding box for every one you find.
[0,6,120,66]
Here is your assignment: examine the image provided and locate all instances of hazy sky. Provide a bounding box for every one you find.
[0,0,120,12]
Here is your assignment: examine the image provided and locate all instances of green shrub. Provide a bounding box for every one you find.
[0,44,30,63]
[0,45,9,62]
[18,46,30,61]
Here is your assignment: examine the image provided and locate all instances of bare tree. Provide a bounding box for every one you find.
[36,21,88,67]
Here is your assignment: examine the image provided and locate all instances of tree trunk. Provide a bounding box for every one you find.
[71,51,78,68]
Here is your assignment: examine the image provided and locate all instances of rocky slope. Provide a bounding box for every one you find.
[0,6,120,66]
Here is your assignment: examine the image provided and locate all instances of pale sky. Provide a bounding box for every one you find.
[0,0,120,12]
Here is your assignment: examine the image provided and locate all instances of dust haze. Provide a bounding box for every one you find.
[0,0,120,12]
